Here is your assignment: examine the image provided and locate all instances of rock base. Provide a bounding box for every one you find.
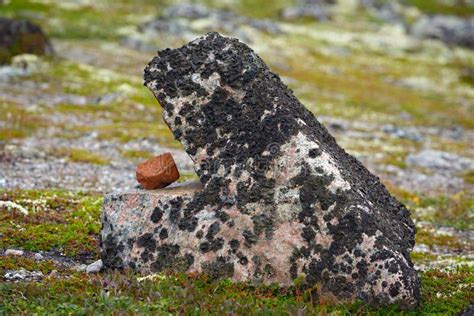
[101,181,204,272]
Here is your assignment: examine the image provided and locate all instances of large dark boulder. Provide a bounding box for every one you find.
[102,32,420,308]
[0,17,53,64]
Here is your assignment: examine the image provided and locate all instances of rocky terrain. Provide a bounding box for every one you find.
[0,0,472,314]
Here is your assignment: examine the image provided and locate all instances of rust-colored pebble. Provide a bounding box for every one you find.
[136,153,180,190]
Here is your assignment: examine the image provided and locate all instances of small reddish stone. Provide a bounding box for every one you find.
[136,153,180,190]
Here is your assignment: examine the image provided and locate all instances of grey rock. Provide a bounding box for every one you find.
[86,259,103,273]
[138,18,189,37]
[74,264,88,272]
[406,150,474,171]
[382,125,424,142]
[281,3,331,21]
[359,0,405,24]
[411,15,474,49]
[120,36,157,52]
[459,303,474,316]
[34,252,44,260]
[164,3,210,19]
[387,169,465,194]
[5,249,24,256]
[413,244,430,253]
[95,93,122,105]
[4,269,43,282]
[102,32,420,307]
[0,64,29,81]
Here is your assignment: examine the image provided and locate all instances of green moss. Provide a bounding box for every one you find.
[410,252,438,263]
[96,122,179,146]
[416,229,464,250]
[120,149,154,161]
[379,151,408,169]
[406,0,474,17]
[418,266,474,314]
[388,186,473,230]
[1,267,472,315]
[0,190,102,258]
[51,147,110,165]
[0,0,167,41]
[234,0,297,19]
[0,257,59,275]
[177,172,199,183]
[461,170,474,185]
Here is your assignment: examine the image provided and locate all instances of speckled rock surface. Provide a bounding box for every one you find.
[101,32,420,307]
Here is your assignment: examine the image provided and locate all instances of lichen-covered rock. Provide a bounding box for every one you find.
[0,17,53,64]
[102,32,419,307]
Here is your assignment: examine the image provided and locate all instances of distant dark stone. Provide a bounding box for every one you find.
[0,17,53,64]
[280,0,333,21]
[411,15,474,49]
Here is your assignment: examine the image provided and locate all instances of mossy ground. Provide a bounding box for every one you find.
[0,190,102,258]
[0,0,473,314]
[1,189,472,314]
[1,265,471,315]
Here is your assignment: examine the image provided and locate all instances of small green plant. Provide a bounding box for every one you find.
[120,149,154,161]
[52,147,110,165]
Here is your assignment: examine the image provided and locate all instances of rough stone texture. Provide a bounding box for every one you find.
[0,17,53,64]
[136,153,180,189]
[102,32,420,307]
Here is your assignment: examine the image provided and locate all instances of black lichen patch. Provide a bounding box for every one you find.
[159,228,168,240]
[196,230,204,239]
[200,242,210,253]
[150,243,191,272]
[150,207,163,223]
[101,233,124,269]
[308,148,322,158]
[137,233,156,263]
[206,222,221,240]
[201,256,235,279]
[242,229,258,247]
[229,239,240,251]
